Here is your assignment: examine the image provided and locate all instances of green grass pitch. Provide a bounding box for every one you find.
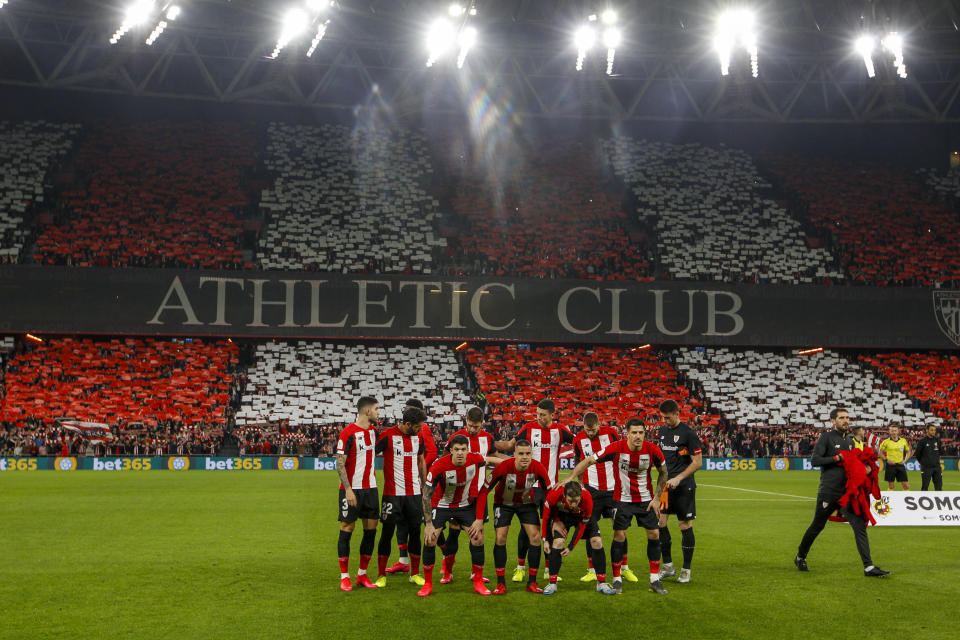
[2,470,958,640]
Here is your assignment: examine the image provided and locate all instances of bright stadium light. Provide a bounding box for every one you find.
[110,0,156,44]
[425,5,478,69]
[270,7,309,59]
[881,31,907,78]
[713,8,759,78]
[574,20,597,71]
[600,9,621,77]
[145,4,180,45]
[855,35,876,78]
[0,0,10,9]
[425,18,456,67]
[305,0,329,10]
[305,19,330,57]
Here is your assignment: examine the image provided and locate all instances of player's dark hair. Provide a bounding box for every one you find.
[357,396,379,413]
[515,439,532,450]
[405,398,424,410]
[583,412,599,427]
[829,406,847,420]
[659,399,679,414]
[402,407,427,425]
[625,418,644,431]
[466,406,484,422]
[851,425,864,434]
[449,434,469,449]
[564,481,581,498]
[537,399,556,412]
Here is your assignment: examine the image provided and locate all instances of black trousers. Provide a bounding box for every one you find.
[921,467,943,491]
[797,493,872,567]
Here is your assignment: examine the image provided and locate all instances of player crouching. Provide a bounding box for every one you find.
[541,481,617,596]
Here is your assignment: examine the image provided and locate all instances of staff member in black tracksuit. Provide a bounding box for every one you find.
[794,407,890,577]
[915,425,943,491]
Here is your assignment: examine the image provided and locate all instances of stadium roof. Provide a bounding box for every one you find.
[3,0,960,124]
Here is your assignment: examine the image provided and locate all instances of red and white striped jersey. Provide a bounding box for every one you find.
[376,426,425,497]
[447,429,495,457]
[420,425,440,468]
[448,428,496,493]
[594,440,665,503]
[541,485,594,550]
[477,458,550,518]
[573,426,620,492]
[335,422,378,490]
[425,453,486,509]
[517,421,575,484]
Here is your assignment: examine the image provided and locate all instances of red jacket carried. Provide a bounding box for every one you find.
[829,448,882,525]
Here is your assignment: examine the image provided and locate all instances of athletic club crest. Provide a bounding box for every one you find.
[933,291,960,346]
[674,435,680,443]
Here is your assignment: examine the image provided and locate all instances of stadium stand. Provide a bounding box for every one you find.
[674,347,940,429]
[763,155,960,287]
[33,121,254,268]
[235,342,473,428]
[0,337,238,427]
[601,138,844,284]
[443,143,654,280]
[258,123,445,272]
[859,351,960,422]
[465,344,720,433]
[0,120,80,263]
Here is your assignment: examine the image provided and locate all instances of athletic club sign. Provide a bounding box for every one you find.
[0,266,957,348]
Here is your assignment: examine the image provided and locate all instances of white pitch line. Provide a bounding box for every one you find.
[699,483,811,500]
[699,498,808,502]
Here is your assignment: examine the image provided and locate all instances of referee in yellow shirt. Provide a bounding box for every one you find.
[878,425,912,491]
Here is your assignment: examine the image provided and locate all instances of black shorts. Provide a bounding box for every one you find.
[612,500,660,531]
[586,487,616,520]
[549,513,601,543]
[662,482,697,521]
[381,494,424,527]
[532,486,546,514]
[884,463,908,483]
[493,503,540,528]
[431,504,477,530]
[338,487,379,523]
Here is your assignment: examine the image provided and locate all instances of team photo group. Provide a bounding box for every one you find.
[335,395,707,597]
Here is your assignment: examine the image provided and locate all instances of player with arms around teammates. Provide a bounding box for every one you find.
[563,417,670,595]
[419,435,499,597]
[372,405,429,587]
[503,399,575,582]
[474,439,551,594]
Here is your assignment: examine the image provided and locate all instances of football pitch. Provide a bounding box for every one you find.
[2,471,958,640]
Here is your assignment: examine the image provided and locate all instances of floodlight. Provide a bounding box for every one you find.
[425,18,456,67]
[270,6,309,58]
[601,9,617,25]
[574,25,596,51]
[165,4,180,20]
[305,0,329,10]
[124,0,156,28]
[448,3,465,17]
[713,8,759,77]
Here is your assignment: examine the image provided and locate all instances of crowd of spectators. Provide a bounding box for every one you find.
[0,120,80,264]
[602,138,843,284]
[0,337,240,427]
[258,123,444,273]
[438,142,654,280]
[762,154,960,287]
[33,121,255,268]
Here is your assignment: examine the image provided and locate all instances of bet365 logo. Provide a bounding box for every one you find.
[873,496,891,517]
